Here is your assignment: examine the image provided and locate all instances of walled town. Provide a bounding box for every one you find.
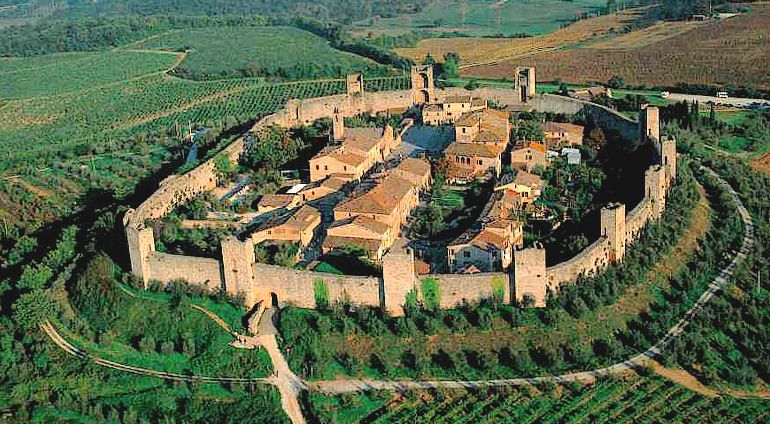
[123,65,676,315]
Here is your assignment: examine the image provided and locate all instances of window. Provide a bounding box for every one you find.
[463,251,471,258]
[462,128,466,134]
[344,166,347,171]
[324,166,328,171]
[478,160,482,165]
[315,165,319,170]
[491,251,497,258]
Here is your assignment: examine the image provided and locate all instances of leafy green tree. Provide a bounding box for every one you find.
[13,290,56,329]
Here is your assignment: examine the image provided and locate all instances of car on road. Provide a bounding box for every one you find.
[716,91,730,99]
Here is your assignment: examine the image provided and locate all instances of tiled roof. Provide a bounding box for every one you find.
[528,142,547,153]
[258,194,295,208]
[396,157,431,179]
[514,170,544,187]
[335,174,414,215]
[544,121,584,134]
[445,142,503,158]
[328,215,390,237]
[323,235,384,254]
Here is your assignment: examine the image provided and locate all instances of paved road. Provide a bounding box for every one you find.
[666,93,770,108]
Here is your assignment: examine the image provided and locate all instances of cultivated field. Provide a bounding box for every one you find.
[306,375,770,423]
[0,41,405,234]
[394,7,645,68]
[352,0,606,37]
[464,5,770,89]
[133,26,385,80]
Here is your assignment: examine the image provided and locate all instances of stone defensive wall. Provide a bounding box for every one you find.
[124,76,674,315]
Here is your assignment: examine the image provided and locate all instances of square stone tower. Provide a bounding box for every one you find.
[382,246,417,316]
[125,225,155,288]
[346,73,364,96]
[411,65,435,104]
[514,66,536,103]
[221,237,258,306]
[331,107,345,140]
[661,136,677,183]
[601,203,626,263]
[513,245,547,307]
[645,165,668,220]
[639,105,660,143]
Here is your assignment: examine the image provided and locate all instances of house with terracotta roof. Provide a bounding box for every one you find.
[422,95,487,125]
[334,173,420,234]
[496,170,545,204]
[510,141,548,172]
[444,142,504,182]
[323,215,393,260]
[392,157,432,189]
[309,117,400,182]
[447,192,524,272]
[257,193,301,213]
[454,108,511,148]
[543,121,584,148]
[249,204,321,247]
[328,158,430,257]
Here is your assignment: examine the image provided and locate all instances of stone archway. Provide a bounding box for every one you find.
[419,72,430,89]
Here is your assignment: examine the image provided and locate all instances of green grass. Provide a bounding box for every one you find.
[0,50,178,99]
[136,26,384,80]
[433,188,465,209]
[353,0,606,37]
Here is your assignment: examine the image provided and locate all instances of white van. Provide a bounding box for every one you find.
[716,91,729,99]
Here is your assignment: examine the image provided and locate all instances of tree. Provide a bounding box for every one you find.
[585,127,607,151]
[213,155,235,186]
[607,75,625,89]
[13,290,57,329]
[441,52,460,79]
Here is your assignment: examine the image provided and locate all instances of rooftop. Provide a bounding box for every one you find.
[445,142,503,158]
[335,174,414,215]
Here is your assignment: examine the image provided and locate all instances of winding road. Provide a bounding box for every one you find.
[42,168,755,423]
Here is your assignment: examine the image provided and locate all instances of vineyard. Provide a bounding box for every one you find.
[305,376,770,423]
[466,5,770,90]
[0,50,179,99]
[352,0,606,37]
[0,43,407,237]
[133,26,388,81]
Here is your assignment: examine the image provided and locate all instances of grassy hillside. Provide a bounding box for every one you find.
[0,50,179,99]
[134,26,388,81]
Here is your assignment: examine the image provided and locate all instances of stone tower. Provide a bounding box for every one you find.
[645,165,668,220]
[331,108,345,140]
[221,237,257,306]
[411,65,435,104]
[346,73,364,96]
[514,66,536,103]
[660,136,677,183]
[601,203,626,263]
[513,245,547,307]
[125,224,155,288]
[639,105,660,143]
[382,246,417,316]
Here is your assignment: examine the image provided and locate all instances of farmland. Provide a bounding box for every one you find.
[0,44,381,238]
[133,26,387,80]
[352,0,606,37]
[394,7,646,68]
[305,375,770,423]
[463,5,770,90]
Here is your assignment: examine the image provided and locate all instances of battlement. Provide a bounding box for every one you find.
[123,69,677,315]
